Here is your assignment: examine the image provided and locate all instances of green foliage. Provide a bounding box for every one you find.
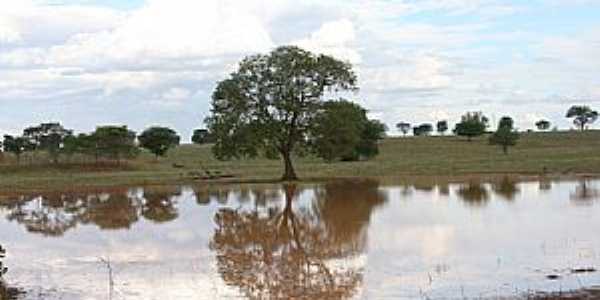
[535,119,551,131]
[396,122,411,136]
[311,100,386,162]
[92,126,139,162]
[454,112,489,141]
[436,120,448,135]
[566,105,598,131]
[191,129,214,144]
[205,45,357,180]
[413,123,433,136]
[138,127,180,158]
[2,135,34,163]
[489,116,519,154]
[23,122,73,163]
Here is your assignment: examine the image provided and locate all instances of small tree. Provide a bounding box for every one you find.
[138,127,180,159]
[566,105,598,131]
[454,112,489,141]
[413,123,433,136]
[436,120,448,135]
[2,135,34,164]
[23,122,73,164]
[489,116,519,154]
[396,122,411,137]
[191,129,214,144]
[91,126,138,164]
[535,120,551,131]
[205,46,357,181]
[311,100,386,161]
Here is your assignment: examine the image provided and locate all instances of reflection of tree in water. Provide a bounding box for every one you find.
[210,180,387,299]
[492,177,520,201]
[457,182,490,206]
[141,187,182,223]
[0,187,184,236]
[570,180,599,205]
[538,178,552,192]
[0,245,20,300]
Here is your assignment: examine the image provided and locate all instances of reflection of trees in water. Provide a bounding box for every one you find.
[210,180,387,299]
[492,177,520,201]
[538,178,552,192]
[193,185,281,208]
[0,187,184,236]
[141,187,182,223]
[437,183,450,196]
[570,180,599,205]
[0,245,20,300]
[457,182,490,206]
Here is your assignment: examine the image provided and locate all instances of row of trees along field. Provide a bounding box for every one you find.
[396,105,598,137]
[0,124,180,165]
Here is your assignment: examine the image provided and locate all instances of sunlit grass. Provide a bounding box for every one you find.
[1,130,600,191]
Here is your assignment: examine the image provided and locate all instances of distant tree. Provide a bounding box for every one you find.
[311,100,386,161]
[2,135,34,164]
[91,126,138,163]
[489,116,519,154]
[566,105,598,131]
[413,123,433,136]
[23,122,73,164]
[205,46,357,181]
[454,112,489,141]
[535,120,551,131]
[436,120,448,135]
[138,127,180,159]
[396,122,411,137]
[191,129,214,144]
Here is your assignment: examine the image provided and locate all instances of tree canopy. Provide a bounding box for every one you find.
[138,126,180,158]
[535,119,551,131]
[205,45,357,180]
[454,112,489,141]
[413,123,433,136]
[2,135,34,163]
[191,129,214,144]
[311,100,386,161]
[436,120,448,135]
[92,126,139,163]
[396,122,411,136]
[489,116,519,154]
[23,122,73,163]
[566,105,598,131]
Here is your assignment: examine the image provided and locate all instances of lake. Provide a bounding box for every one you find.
[1,178,599,299]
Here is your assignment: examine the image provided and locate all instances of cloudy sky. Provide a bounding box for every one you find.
[1,0,599,139]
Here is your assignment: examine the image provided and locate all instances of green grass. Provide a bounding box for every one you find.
[1,130,599,191]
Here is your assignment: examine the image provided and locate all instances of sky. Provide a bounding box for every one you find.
[1,0,599,140]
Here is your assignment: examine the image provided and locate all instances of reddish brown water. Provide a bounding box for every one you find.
[0,178,599,299]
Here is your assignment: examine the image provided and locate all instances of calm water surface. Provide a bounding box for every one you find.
[0,178,599,299]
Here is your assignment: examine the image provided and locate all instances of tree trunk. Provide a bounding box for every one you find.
[580,122,586,131]
[281,151,298,181]
[503,145,508,155]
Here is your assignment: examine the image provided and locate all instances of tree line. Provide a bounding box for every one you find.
[0,124,181,165]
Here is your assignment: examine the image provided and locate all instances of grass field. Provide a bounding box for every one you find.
[1,130,600,191]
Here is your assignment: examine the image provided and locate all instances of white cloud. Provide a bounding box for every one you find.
[294,19,361,64]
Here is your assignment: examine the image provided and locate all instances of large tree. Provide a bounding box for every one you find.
[566,105,598,131]
[311,100,386,161]
[206,46,357,180]
[138,126,180,159]
[454,112,489,141]
[191,129,214,144]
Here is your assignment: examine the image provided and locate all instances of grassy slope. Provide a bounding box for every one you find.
[0,130,599,191]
